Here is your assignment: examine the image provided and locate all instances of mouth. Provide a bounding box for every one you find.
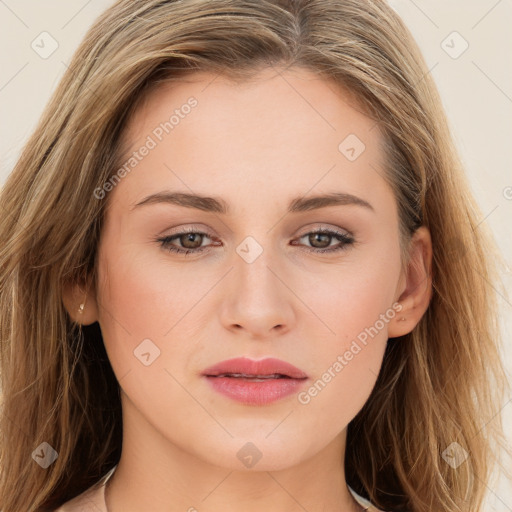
[202,356,308,379]
[201,357,308,405]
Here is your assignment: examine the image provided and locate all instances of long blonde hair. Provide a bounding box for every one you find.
[0,1,509,510]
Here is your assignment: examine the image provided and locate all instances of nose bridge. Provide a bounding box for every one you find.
[220,233,295,335]
[233,235,282,304]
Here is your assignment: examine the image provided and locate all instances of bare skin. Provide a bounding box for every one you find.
[63,66,432,512]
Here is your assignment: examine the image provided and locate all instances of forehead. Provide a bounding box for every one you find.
[122,66,376,143]
[110,66,390,213]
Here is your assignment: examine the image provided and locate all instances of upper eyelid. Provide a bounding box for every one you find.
[163,223,353,237]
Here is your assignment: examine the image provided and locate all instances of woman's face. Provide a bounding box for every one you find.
[92,66,423,471]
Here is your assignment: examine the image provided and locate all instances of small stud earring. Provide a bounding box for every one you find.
[78,293,86,314]
[400,317,406,321]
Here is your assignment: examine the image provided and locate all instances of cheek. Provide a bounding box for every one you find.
[293,248,401,409]
[95,244,205,427]
[96,240,204,339]
[294,284,393,432]
[95,238,221,391]
[300,252,401,349]
[95,242,175,380]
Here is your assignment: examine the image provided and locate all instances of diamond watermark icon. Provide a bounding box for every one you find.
[31,32,59,59]
[134,338,161,366]
[32,442,58,469]
[237,442,263,468]
[442,441,469,469]
[236,236,263,264]
[338,134,366,161]
[441,31,469,59]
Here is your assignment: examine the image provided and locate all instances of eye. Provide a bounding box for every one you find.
[156,227,355,256]
[157,227,216,255]
[291,228,354,253]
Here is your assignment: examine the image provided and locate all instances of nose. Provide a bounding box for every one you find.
[219,243,295,338]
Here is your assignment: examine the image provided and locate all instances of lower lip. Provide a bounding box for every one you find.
[204,376,308,405]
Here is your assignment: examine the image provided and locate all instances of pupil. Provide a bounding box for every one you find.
[310,233,330,248]
[181,233,202,249]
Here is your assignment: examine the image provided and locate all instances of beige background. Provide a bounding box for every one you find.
[1,0,511,509]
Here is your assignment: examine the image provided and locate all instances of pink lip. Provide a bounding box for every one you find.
[202,357,308,406]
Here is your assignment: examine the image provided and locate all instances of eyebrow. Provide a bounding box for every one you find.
[131,191,374,214]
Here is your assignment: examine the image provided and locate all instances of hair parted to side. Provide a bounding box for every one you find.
[0,1,509,511]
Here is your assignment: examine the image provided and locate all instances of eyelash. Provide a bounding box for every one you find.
[156,227,355,256]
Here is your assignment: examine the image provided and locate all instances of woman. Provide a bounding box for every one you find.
[0,1,509,511]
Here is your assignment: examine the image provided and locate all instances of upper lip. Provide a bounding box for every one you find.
[202,357,308,379]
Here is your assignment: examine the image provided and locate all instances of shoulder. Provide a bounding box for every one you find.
[52,484,105,512]
[52,466,116,512]
[348,485,389,512]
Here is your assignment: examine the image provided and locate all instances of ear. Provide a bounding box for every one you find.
[62,277,99,326]
[388,226,432,338]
